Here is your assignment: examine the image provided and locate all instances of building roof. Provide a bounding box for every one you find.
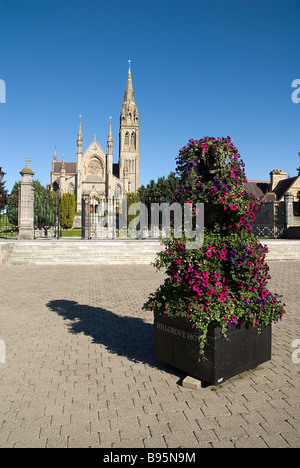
[245,175,300,202]
[53,162,76,174]
[273,177,297,201]
[245,181,270,199]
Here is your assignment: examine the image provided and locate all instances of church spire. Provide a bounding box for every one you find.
[77,115,83,142]
[77,115,83,158]
[124,60,135,104]
[119,61,140,193]
[107,116,113,155]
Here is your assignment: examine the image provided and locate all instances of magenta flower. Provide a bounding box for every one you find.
[230,204,238,211]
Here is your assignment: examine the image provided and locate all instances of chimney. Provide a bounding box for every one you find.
[270,170,287,191]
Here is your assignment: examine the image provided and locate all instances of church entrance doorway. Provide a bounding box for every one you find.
[82,195,118,239]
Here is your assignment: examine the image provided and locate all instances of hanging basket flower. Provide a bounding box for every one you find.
[144,137,285,357]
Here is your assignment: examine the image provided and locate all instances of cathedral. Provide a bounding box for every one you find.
[50,62,140,211]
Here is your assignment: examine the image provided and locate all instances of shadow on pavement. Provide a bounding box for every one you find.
[46,299,184,379]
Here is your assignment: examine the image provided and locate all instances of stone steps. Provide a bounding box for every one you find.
[1,238,300,265]
[5,240,163,265]
[260,239,300,261]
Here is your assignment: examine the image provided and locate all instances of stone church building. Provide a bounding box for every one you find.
[50,63,140,211]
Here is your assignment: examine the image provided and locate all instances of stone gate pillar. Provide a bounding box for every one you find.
[18,159,35,240]
[284,192,294,237]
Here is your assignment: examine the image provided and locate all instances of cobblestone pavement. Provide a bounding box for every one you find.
[0,262,299,448]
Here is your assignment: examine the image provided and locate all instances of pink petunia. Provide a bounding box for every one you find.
[206,251,212,257]
[220,197,227,203]
[230,204,238,211]
[245,224,251,230]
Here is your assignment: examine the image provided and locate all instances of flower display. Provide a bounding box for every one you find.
[144,137,285,354]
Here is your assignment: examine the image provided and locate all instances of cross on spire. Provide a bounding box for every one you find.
[25,157,31,167]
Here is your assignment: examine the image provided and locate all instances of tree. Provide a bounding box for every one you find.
[126,192,140,226]
[7,182,19,226]
[7,180,58,228]
[0,180,8,211]
[59,193,76,229]
[138,172,176,202]
[34,180,58,229]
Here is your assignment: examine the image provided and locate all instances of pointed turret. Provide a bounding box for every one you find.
[61,156,66,174]
[106,117,113,198]
[77,115,83,158]
[53,147,57,162]
[107,117,113,155]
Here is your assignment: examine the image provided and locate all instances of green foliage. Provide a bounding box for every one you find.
[0,181,8,211]
[34,180,58,229]
[138,172,176,201]
[126,192,140,226]
[7,180,58,228]
[59,193,76,229]
[144,137,285,354]
[7,182,19,226]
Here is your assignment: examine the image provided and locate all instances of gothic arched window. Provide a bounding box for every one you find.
[114,185,122,199]
[131,132,136,147]
[125,132,129,145]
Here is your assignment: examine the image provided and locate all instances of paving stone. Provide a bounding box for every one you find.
[0,262,299,448]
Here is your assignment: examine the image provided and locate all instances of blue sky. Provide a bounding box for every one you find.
[0,0,299,192]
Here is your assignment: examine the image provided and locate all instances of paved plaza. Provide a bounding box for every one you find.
[0,261,299,448]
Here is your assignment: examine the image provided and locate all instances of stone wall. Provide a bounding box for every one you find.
[0,243,14,264]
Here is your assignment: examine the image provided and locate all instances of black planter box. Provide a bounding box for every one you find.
[154,311,272,386]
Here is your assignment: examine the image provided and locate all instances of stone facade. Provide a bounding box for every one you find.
[50,63,140,212]
[247,169,300,238]
[18,161,35,240]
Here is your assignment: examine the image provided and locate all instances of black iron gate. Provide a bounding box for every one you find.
[81,196,119,239]
[34,192,61,238]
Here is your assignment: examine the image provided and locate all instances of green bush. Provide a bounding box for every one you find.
[60,193,76,229]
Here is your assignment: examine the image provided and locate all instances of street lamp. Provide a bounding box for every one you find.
[0,167,5,183]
